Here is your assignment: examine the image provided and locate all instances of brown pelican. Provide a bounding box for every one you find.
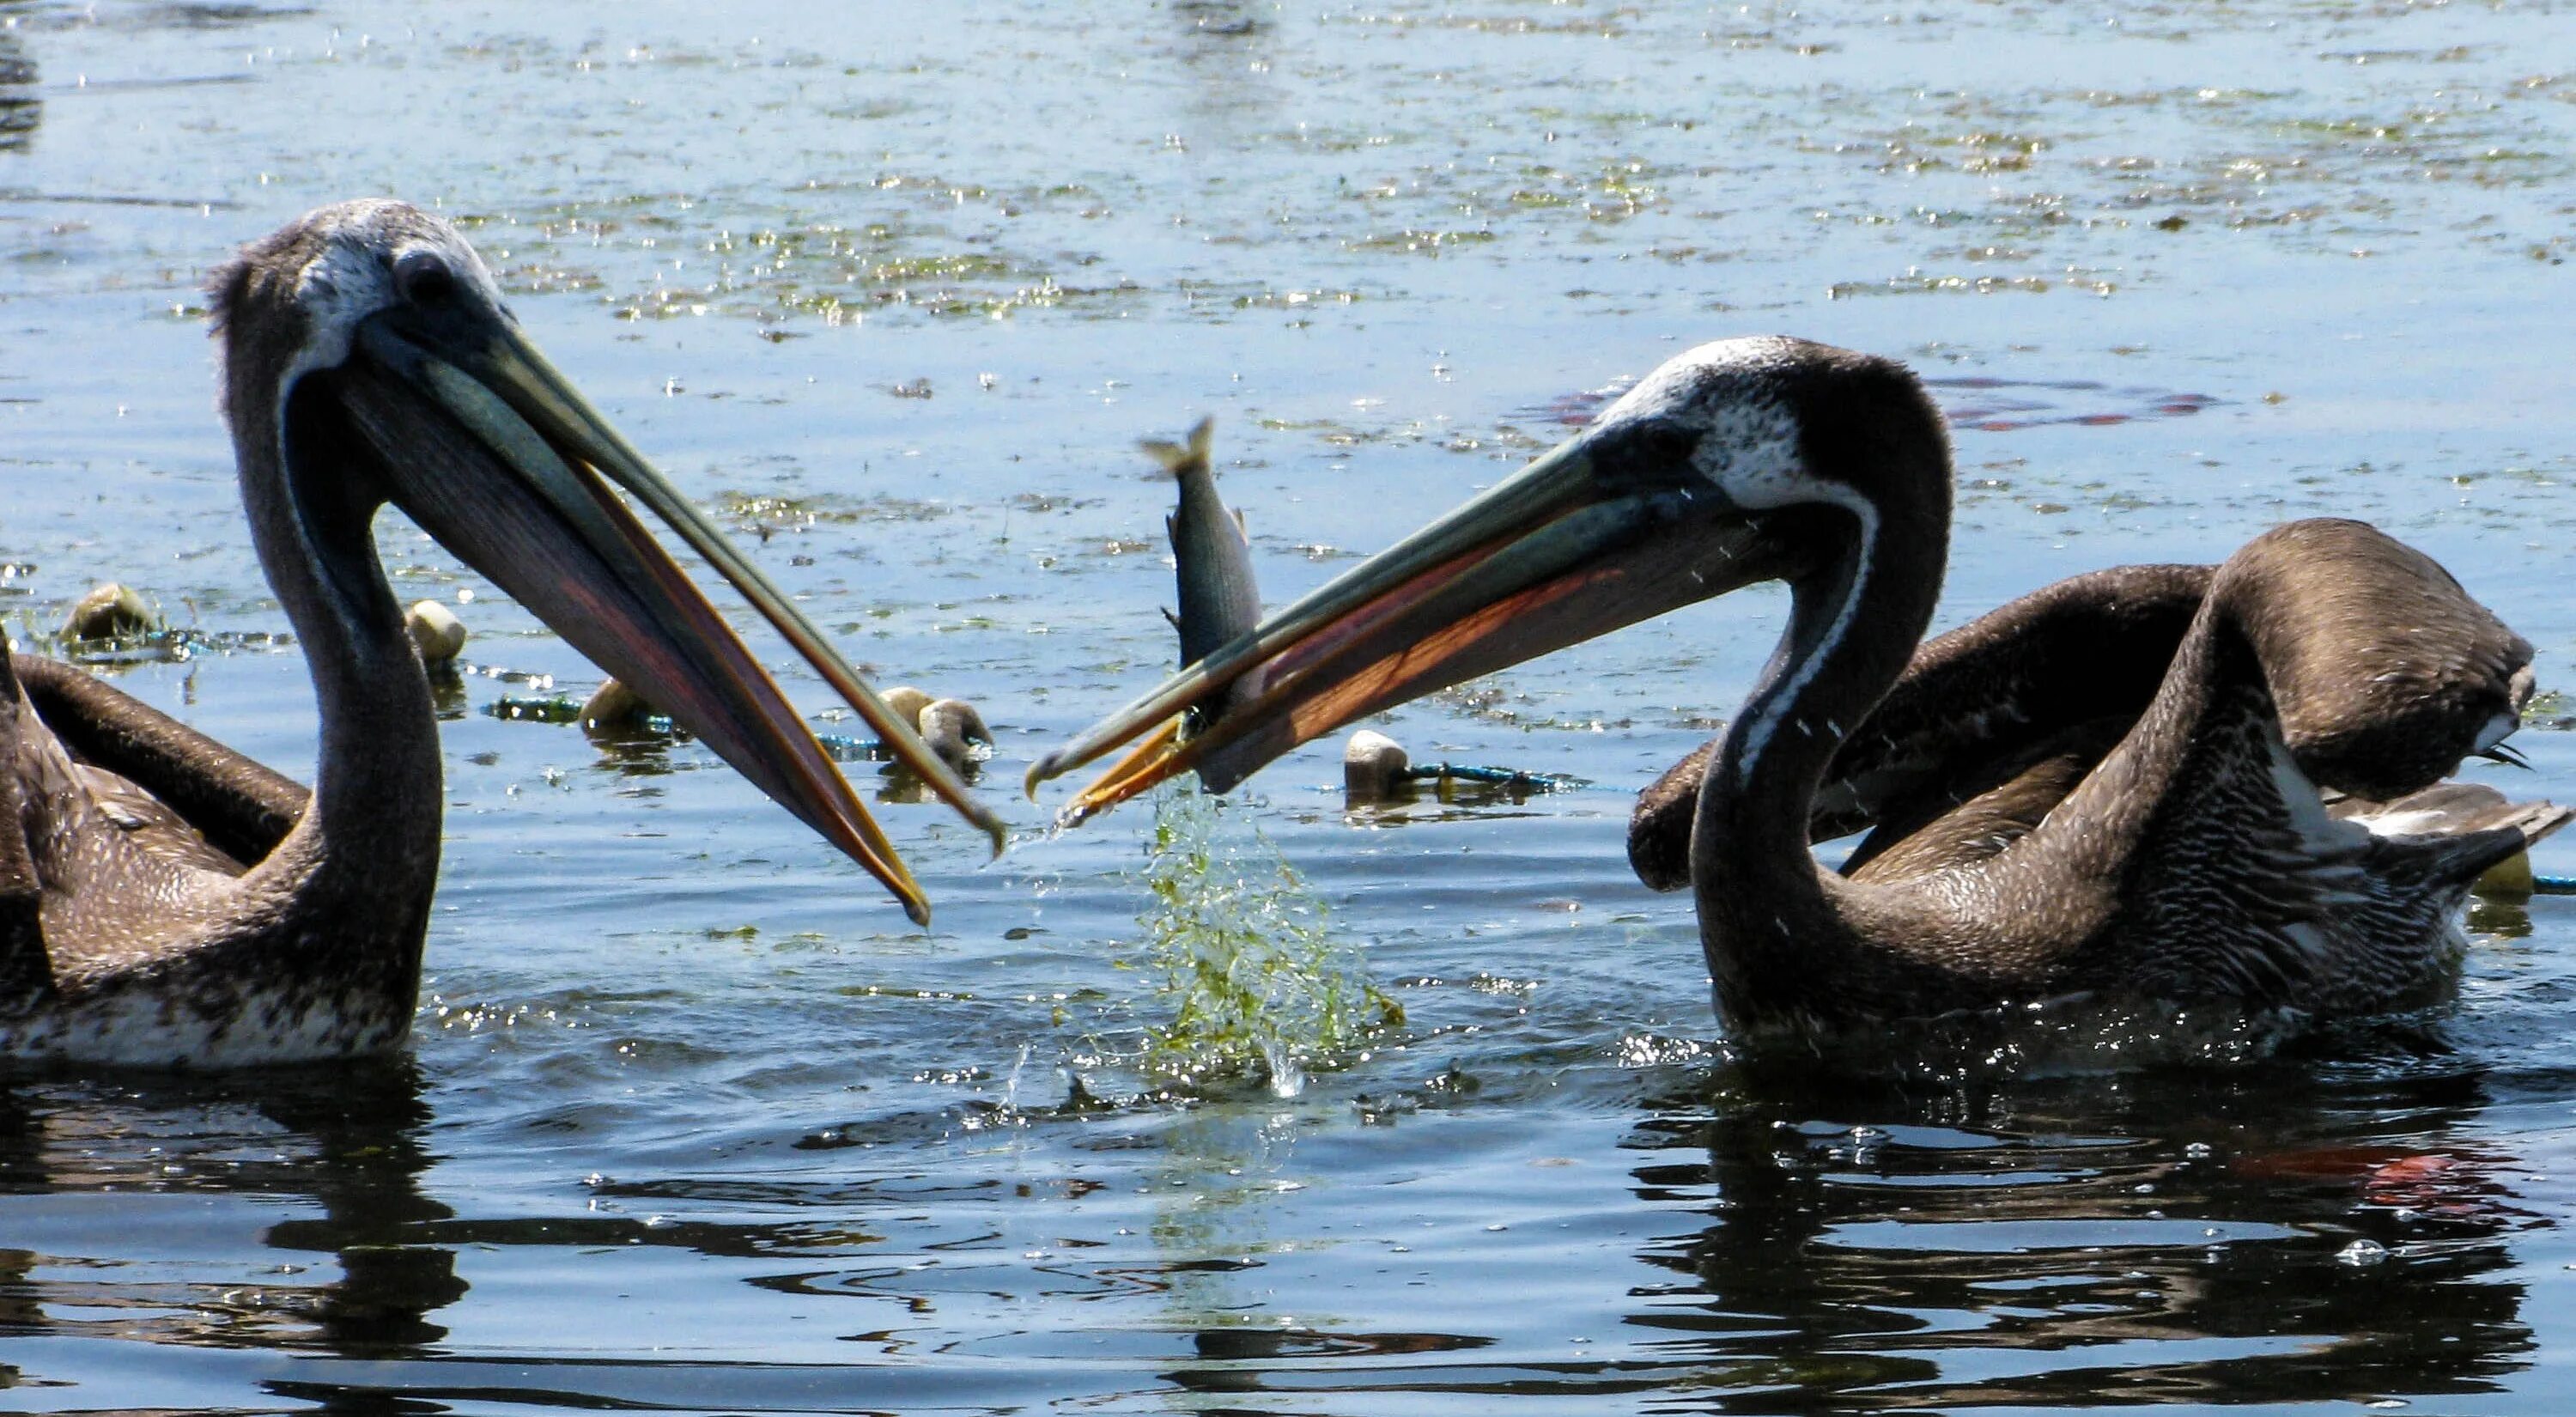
[1,199,1005,1067]
[1029,337,2567,1032]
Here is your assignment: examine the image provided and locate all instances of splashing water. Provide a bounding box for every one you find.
[1133,783,1400,1092]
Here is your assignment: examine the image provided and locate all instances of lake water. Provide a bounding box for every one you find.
[7,0,2576,1410]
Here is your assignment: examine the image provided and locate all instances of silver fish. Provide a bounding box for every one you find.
[1144,418,1267,787]
[1027,420,1267,818]
[1147,417,1261,672]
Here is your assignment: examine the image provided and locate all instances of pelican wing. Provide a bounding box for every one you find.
[1637,525,2548,896]
[1628,563,2210,891]
[2037,520,2566,1006]
[1840,715,2130,883]
[0,651,44,987]
[10,653,308,867]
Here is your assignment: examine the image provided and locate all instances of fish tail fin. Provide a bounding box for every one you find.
[1141,416,1218,477]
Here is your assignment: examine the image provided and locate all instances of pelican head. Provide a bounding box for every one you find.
[216,199,1005,922]
[1027,337,1950,819]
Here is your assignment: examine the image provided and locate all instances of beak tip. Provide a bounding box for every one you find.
[904,897,933,928]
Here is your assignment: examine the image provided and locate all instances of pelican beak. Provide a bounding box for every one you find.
[336,313,1006,926]
[1027,421,1797,824]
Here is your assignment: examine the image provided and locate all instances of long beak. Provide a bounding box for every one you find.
[1026,429,1796,824]
[342,314,1004,925]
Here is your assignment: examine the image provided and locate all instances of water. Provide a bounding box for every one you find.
[5,0,2576,1409]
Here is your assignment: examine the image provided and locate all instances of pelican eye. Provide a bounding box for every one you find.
[1595,416,1701,487]
[394,251,459,307]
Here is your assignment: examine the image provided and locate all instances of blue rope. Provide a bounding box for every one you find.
[817,733,879,763]
[487,693,584,724]
[1394,763,1582,792]
[487,695,685,739]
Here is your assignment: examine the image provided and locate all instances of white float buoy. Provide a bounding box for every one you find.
[580,678,658,735]
[403,599,468,665]
[2473,849,2537,902]
[1344,728,1409,801]
[61,583,155,642]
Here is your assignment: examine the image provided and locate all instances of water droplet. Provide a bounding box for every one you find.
[2337,1238,2388,1266]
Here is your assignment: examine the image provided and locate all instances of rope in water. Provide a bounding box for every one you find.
[487,693,585,723]
[1393,763,1582,792]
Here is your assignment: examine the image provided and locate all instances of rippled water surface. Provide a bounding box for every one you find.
[9,0,2576,1410]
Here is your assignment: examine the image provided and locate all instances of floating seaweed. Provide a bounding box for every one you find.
[1131,783,1400,1094]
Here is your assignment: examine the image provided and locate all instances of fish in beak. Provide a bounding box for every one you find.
[1028,392,1811,824]
[307,265,1005,925]
[1150,417,1263,674]
[1141,417,1267,789]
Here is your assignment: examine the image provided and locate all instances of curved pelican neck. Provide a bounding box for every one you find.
[226,369,443,930]
[1689,483,1947,1012]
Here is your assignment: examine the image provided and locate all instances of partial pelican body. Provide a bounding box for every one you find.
[1619,562,2546,896]
[2,200,1002,1067]
[878,685,993,772]
[1032,338,2566,1032]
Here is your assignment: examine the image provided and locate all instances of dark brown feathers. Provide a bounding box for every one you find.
[0,653,47,995]
[1649,508,2562,1026]
[2226,519,2532,802]
[11,655,307,867]
[1629,563,2210,891]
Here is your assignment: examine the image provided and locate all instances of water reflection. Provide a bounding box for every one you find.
[0,1051,2549,1408]
[872,757,985,806]
[131,3,293,29]
[425,664,470,720]
[1160,0,1285,148]
[1624,1061,2535,1409]
[0,1062,465,1355]
[1341,772,1561,823]
[1171,0,1268,42]
[0,15,36,156]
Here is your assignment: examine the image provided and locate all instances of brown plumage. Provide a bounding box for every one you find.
[1628,538,2546,903]
[1,200,1001,1067]
[1629,563,2213,891]
[1030,338,2567,1034]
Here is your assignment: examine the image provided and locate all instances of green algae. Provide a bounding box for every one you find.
[1130,783,1400,1092]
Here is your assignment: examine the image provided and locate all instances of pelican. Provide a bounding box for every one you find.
[1,199,1005,1067]
[1029,338,2567,1032]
